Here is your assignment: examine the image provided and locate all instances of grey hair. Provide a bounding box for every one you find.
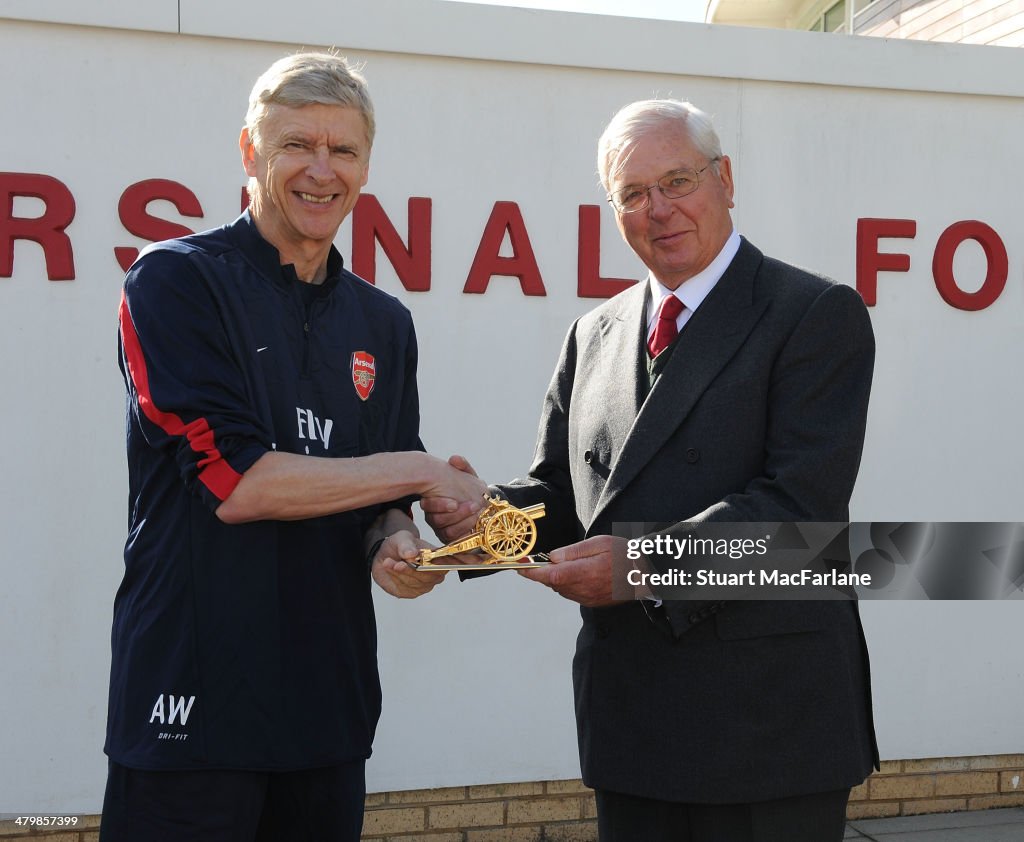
[597,99,723,192]
[245,51,375,149]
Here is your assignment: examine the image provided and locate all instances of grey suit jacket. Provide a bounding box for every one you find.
[500,238,878,804]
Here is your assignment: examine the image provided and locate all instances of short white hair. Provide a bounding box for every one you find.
[245,51,374,149]
[597,99,723,192]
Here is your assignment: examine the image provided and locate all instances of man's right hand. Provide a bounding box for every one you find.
[421,454,484,542]
[217,449,488,525]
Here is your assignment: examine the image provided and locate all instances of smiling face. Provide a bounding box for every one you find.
[240,102,370,275]
[609,123,735,290]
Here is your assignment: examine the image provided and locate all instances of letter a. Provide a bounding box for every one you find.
[464,202,546,296]
[149,695,166,724]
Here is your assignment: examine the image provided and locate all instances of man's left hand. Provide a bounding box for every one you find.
[518,535,630,608]
[371,531,446,598]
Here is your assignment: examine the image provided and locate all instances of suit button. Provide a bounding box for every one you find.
[595,624,609,639]
[685,448,700,464]
[687,612,700,625]
[584,450,594,464]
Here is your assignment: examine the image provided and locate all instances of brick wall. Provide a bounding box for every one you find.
[3,754,1022,842]
[361,780,596,841]
[847,754,1024,819]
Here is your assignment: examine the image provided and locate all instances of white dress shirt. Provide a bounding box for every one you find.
[645,229,742,340]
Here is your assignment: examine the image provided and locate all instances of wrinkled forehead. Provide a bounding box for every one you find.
[608,124,701,189]
[260,102,371,146]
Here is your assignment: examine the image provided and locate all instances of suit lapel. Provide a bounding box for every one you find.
[594,280,649,447]
[589,240,768,527]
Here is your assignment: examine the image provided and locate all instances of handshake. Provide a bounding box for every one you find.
[370,454,624,609]
[367,453,493,599]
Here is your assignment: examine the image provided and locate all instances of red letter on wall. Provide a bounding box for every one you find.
[351,194,431,291]
[0,172,76,280]
[577,205,636,299]
[115,179,205,272]
[464,201,546,296]
[855,218,916,306]
[932,220,1007,312]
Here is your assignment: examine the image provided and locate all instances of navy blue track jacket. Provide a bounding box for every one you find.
[107,212,421,771]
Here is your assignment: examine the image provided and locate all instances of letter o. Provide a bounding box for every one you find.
[932,220,1007,311]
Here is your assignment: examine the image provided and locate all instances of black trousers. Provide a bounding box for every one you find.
[595,787,851,842]
[99,759,366,842]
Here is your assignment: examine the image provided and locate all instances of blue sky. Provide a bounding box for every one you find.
[441,0,709,22]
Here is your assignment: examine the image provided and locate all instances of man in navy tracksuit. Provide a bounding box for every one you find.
[101,53,485,842]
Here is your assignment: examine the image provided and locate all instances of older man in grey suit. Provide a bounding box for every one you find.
[428,99,877,842]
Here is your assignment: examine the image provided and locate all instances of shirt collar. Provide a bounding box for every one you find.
[647,229,741,325]
[228,210,345,289]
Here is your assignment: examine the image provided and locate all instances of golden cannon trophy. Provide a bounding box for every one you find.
[411,495,551,571]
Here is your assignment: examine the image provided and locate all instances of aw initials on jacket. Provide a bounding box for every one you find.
[148,693,196,729]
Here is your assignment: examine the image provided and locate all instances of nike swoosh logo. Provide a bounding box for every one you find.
[256,347,268,353]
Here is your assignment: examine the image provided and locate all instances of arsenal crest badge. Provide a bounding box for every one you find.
[351,351,376,401]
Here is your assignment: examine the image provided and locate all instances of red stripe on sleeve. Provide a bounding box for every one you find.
[119,289,245,502]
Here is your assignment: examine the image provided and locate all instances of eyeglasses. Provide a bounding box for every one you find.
[608,160,720,214]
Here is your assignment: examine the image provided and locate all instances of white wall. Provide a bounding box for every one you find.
[1,1,1022,812]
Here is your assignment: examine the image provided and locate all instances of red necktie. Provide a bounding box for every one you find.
[647,294,684,359]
